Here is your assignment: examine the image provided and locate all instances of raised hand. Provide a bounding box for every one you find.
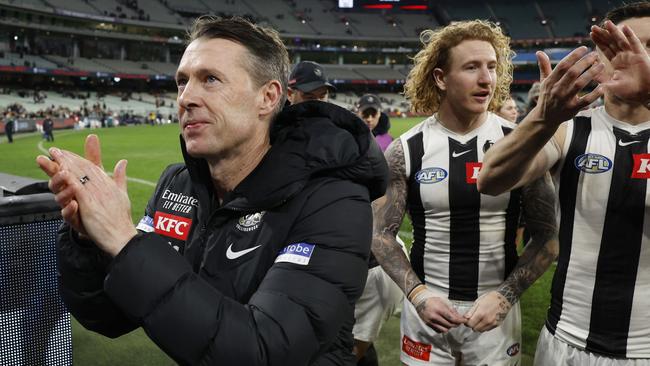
[37,135,137,256]
[36,134,105,235]
[591,20,650,106]
[533,46,605,126]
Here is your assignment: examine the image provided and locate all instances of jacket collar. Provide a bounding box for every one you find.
[180,101,388,211]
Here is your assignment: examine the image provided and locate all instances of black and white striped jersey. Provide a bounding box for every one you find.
[547,106,650,358]
[400,113,521,301]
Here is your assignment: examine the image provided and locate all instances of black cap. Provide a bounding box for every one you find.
[358,94,382,113]
[288,61,336,93]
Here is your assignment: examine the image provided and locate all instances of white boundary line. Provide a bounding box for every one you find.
[37,132,157,187]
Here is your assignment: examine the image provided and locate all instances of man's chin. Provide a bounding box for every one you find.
[184,142,208,159]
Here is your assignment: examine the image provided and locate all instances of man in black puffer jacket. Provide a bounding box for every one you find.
[37,16,388,366]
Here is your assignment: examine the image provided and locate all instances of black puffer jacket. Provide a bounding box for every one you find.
[56,101,388,366]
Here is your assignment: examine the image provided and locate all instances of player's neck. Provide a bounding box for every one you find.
[206,134,271,202]
[604,95,650,126]
[436,102,488,135]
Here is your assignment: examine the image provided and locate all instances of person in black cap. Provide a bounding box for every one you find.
[287,61,336,104]
[357,94,393,152]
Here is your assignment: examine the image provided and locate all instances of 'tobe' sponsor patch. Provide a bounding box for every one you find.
[136,215,154,232]
[275,242,315,265]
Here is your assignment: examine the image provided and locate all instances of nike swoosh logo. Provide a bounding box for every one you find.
[452,150,472,158]
[618,140,641,147]
[226,244,262,260]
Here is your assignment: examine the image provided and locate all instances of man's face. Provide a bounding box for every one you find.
[436,39,497,117]
[175,38,268,159]
[358,107,380,130]
[497,98,519,123]
[288,86,329,104]
[598,16,650,96]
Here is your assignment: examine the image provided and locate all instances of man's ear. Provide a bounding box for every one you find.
[433,68,447,91]
[260,80,283,115]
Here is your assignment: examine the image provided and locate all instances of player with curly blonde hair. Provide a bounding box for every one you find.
[372,19,559,365]
[404,20,514,116]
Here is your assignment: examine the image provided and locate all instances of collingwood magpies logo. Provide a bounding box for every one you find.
[236,211,266,232]
[483,140,494,153]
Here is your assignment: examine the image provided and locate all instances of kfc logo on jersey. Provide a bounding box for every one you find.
[154,211,192,240]
[632,154,650,179]
[402,335,431,361]
[465,162,482,184]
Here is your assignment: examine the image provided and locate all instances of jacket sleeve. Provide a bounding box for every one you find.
[56,224,137,337]
[56,164,184,337]
[103,179,371,366]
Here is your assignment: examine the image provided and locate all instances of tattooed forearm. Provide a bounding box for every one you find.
[497,173,559,305]
[371,139,422,295]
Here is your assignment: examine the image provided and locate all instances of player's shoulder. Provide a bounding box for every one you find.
[489,112,517,131]
[400,115,433,141]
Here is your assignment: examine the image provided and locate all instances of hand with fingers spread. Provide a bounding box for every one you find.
[408,284,466,333]
[36,135,137,256]
[532,46,605,127]
[36,135,106,236]
[591,20,650,106]
[463,291,512,333]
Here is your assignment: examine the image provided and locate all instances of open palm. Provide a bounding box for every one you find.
[591,21,650,104]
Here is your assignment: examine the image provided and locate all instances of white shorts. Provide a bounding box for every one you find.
[400,297,521,366]
[534,326,650,366]
[353,265,403,342]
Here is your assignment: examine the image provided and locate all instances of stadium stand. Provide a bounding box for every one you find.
[394,13,439,37]
[444,1,493,23]
[0,0,625,132]
[44,0,99,16]
[490,1,550,39]
[0,53,57,69]
[540,0,590,38]
[353,65,407,80]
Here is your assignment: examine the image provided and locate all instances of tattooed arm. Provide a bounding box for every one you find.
[372,139,465,333]
[465,173,559,332]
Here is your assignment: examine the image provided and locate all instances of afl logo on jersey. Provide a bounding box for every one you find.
[575,153,612,174]
[415,168,448,184]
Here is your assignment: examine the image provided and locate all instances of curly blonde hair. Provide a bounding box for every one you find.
[404,20,514,115]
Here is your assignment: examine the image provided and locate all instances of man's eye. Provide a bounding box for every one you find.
[176,79,187,87]
[207,75,218,83]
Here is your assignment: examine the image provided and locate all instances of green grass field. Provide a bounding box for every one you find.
[0,120,553,365]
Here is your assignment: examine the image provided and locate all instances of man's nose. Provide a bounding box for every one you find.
[178,80,201,110]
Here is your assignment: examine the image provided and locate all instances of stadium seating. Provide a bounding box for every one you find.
[490,1,549,39]
[0,53,58,69]
[353,65,407,80]
[45,0,99,16]
[445,2,492,23]
[87,0,140,19]
[539,0,589,38]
